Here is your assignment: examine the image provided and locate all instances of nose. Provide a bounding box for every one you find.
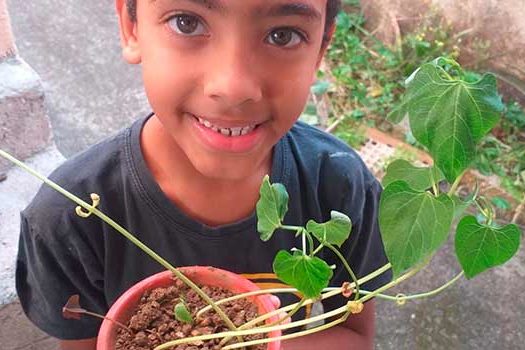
[203,42,263,108]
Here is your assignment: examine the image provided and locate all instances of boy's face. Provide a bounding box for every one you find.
[117,0,330,181]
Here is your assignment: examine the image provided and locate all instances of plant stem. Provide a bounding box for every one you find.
[222,311,350,350]
[155,302,351,350]
[280,225,304,232]
[306,231,315,255]
[232,262,392,330]
[269,298,306,327]
[219,298,307,348]
[324,242,360,300]
[361,271,464,303]
[0,150,241,339]
[302,229,307,255]
[80,310,133,334]
[196,288,298,318]
[448,171,465,196]
[359,264,423,303]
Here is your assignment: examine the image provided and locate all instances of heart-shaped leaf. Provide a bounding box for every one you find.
[391,58,504,182]
[379,180,454,278]
[382,159,444,192]
[306,210,352,248]
[455,216,521,279]
[256,175,289,241]
[174,301,193,324]
[273,250,333,299]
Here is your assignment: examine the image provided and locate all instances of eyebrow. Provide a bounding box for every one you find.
[153,0,322,21]
[263,2,322,22]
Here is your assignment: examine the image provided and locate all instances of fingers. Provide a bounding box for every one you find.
[269,295,281,308]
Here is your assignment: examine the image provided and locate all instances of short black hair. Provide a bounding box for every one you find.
[125,0,341,42]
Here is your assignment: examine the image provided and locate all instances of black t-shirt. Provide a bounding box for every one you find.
[16,115,392,340]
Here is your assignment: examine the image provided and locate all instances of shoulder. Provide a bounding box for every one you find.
[285,121,378,192]
[22,123,133,237]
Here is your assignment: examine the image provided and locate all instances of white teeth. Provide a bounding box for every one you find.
[194,114,257,137]
[230,127,242,136]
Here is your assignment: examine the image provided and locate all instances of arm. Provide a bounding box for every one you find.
[281,300,376,350]
[60,338,97,350]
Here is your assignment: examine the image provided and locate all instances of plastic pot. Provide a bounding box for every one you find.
[97,266,281,349]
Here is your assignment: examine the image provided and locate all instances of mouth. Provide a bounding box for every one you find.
[186,112,266,153]
[188,113,261,137]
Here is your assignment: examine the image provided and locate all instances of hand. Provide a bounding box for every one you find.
[269,295,289,350]
[269,295,291,325]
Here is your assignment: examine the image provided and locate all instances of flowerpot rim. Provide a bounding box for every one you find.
[97,266,281,350]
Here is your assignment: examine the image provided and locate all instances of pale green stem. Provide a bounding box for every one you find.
[348,271,464,303]
[0,150,241,338]
[74,310,133,333]
[324,242,360,300]
[311,243,323,256]
[280,225,304,231]
[448,172,465,196]
[232,262,392,330]
[306,230,315,255]
[302,229,307,255]
[222,311,351,350]
[219,298,307,347]
[154,302,350,350]
[359,265,422,303]
[430,168,439,196]
[233,289,343,331]
[269,298,306,327]
[196,288,297,318]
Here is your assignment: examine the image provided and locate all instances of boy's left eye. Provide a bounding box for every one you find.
[266,28,306,48]
[168,14,208,36]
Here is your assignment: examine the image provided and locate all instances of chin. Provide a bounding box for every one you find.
[191,157,263,182]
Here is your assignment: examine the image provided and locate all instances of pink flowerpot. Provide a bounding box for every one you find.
[97,266,281,349]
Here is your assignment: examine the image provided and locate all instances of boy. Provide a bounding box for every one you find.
[16,0,391,349]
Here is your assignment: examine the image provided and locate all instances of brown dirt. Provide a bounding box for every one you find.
[115,278,267,350]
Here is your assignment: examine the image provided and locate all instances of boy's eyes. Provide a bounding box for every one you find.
[167,14,307,48]
[168,14,208,36]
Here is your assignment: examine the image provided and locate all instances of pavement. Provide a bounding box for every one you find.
[1,0,525,349]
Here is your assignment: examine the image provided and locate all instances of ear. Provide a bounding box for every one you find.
[313,23,336,82]
[115,0,141,64]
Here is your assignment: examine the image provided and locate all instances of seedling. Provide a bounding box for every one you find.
[1,57,521,349]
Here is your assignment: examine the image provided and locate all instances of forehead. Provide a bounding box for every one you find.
[147,0,327,22]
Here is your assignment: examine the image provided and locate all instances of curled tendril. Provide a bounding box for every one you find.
[395,293,407,306]
[347,301,364,314]
[75,193,100,218]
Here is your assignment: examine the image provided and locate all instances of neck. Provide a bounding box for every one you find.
[140,115,271,227]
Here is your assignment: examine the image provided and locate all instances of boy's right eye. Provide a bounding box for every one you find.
[168,14,208,36]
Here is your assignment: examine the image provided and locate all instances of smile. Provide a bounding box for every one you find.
[190,114,259,137]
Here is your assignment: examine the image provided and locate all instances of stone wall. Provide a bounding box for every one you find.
[360,0,525,102]
[0,0,51,173]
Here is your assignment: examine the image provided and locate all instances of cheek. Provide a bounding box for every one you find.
[269,65,316,124]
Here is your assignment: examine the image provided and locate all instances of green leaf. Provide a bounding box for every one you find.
[491,196,511,210]
[382,159,444,192]
[397,59,504,182]
[306,211,352,248]
[455,216,521,279]
[256,175,289,241]
[174,301,193,324]
[379,181,454,278]
[273,250,333,298]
